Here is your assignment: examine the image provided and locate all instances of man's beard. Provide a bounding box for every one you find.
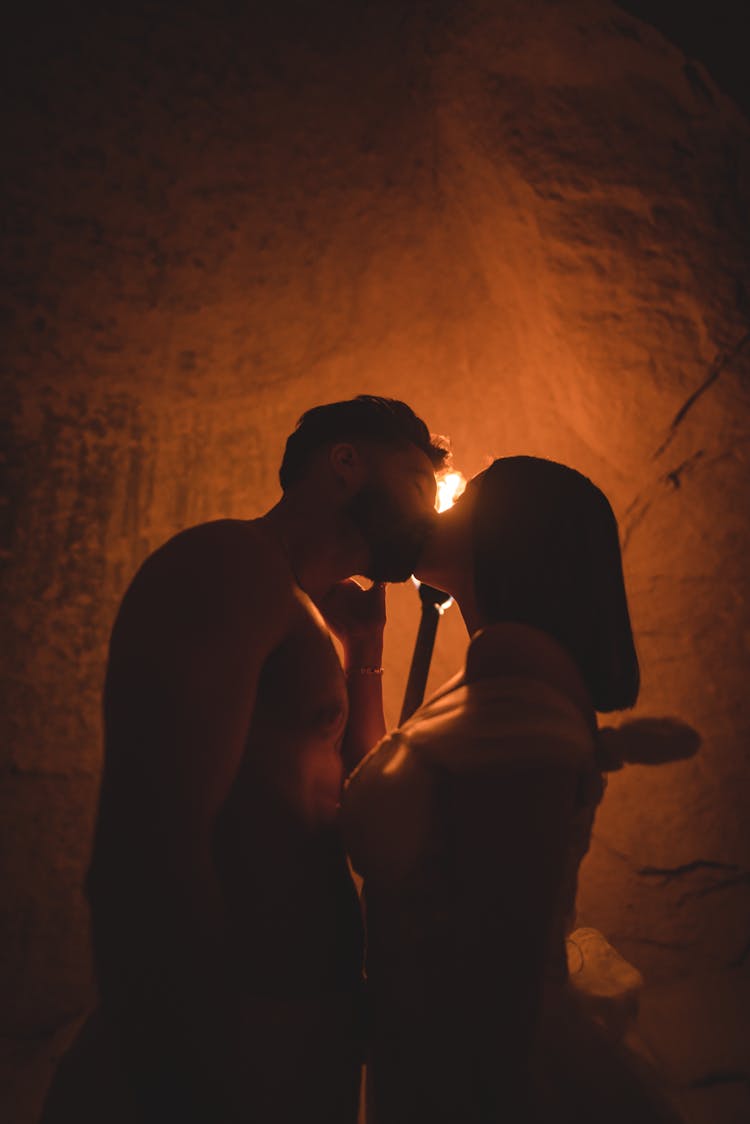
[347,483,434,583]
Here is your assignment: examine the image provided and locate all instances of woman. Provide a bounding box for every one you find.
[343,456,682,1124]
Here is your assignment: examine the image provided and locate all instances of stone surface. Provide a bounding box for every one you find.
[2,1,749,1119]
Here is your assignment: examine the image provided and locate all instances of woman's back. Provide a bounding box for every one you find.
[343,624,599,1123]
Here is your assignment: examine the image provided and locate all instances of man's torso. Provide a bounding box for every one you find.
[89,518,363,1000]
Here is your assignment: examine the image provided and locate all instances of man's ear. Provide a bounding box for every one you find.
[329,442,366,492]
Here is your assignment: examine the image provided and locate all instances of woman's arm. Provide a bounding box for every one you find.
[318,578,387,773]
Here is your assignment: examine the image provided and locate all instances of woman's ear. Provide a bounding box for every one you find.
[329,441,366,493]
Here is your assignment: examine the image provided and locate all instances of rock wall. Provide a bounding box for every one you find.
[2,2,749,1120]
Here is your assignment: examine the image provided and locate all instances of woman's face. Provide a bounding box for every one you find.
[413,474,482,596]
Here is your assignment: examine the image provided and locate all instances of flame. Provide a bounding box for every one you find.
[435,469,467,513]
[410,468,466,609]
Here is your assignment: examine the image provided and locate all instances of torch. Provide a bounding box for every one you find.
[399,471,466,724]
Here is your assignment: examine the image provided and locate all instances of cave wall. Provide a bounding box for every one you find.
[2,2,749,1120]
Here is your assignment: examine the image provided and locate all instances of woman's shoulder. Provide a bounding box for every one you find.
[465,622,595,728]
[382,622,597,773]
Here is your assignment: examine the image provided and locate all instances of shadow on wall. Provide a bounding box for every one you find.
[597,718,702,770]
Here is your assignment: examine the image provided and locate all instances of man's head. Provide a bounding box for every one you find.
[279,396,449,581]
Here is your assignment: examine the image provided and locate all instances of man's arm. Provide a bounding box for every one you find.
[100,521,295,1115]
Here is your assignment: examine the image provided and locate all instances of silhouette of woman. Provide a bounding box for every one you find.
[343,457,684,1124]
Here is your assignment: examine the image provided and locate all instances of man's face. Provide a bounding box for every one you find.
[346,443,438,582]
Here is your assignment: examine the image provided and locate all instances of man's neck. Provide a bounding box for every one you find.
[259,496,366,601]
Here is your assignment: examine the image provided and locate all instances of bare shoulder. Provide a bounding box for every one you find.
[470,624,584,692]
[112,519,298,653]
[464,622,551,679]
[464,621,593,718]
[132,519,292,597]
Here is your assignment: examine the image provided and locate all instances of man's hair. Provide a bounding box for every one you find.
[279,395,449,491]
[471,457,640,713]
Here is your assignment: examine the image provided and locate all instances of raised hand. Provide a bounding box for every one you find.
[317,578,386,664]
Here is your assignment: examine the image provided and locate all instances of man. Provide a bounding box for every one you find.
[41,395,446,1124]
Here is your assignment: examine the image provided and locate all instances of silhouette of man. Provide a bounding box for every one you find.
[41,396,446,1124]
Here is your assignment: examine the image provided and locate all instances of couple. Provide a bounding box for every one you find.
[42,395,679,1123]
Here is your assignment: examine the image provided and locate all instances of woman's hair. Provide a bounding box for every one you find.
[471,456,639,712]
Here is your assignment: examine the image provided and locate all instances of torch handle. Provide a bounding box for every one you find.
[399,602,441,725]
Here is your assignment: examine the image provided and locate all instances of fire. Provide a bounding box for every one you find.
[435,469,467,513]
[404,467,467,720]
[410,468,467,605]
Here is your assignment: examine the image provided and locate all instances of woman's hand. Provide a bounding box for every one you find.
[318,578,386,665]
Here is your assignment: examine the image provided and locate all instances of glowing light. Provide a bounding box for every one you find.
[410,468,465,609]
[435,470,467,513]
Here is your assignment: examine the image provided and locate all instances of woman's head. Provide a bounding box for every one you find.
[417,456,639,712]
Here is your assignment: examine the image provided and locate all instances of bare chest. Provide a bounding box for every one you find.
[233,601,350,826]
[212,604,363,987]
